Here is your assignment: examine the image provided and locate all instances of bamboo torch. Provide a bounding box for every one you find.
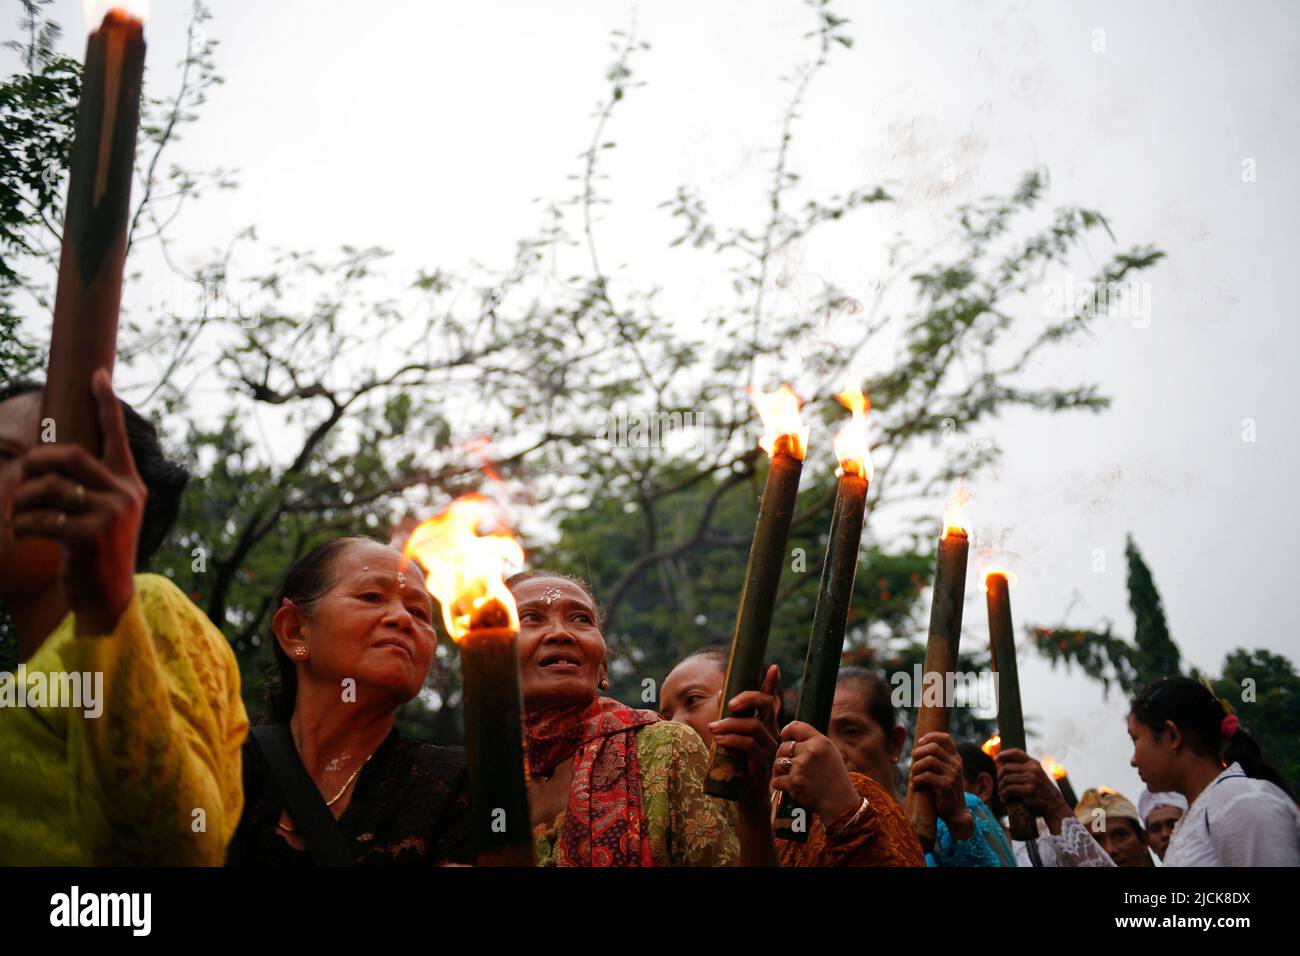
[984,567,1036,841]
[773,389,872,840]
[705,385,809,801]
[901,487,972,852]
[404,495,534,866]
[42,2,147,453]
[1042,756,1079,811]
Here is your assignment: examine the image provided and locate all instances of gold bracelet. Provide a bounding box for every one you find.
[827,796,871,839]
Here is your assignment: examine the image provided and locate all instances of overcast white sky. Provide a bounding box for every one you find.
[11,0,1300,801]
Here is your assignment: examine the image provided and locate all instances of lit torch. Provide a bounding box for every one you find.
[774,389,872,840]
[706,385,809,800]
[984,566,1035,840]
[902,485,972,852]
[403,495,533,866]
[42,2,147,455]
[1042,756,1079,811]
[981,735,1002,758]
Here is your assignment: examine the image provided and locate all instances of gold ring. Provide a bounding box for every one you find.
[780,756,794,772]
[55,511,68,529]
[66,484,86,511]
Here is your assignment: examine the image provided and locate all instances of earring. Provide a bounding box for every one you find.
[599,678,609,690]
[294,646,307,659]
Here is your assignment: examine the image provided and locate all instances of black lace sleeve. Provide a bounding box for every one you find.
[226,727,472,867]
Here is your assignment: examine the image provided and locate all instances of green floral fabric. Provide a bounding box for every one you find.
[532,719,738,866]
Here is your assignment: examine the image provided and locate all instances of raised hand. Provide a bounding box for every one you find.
[11,369,144,635]
[770,720,862,828]
[709,664,782,813]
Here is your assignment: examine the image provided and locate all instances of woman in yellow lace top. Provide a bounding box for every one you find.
[0,371,247,865]
[505,571,739,866]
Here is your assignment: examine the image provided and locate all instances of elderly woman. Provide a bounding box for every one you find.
[509,571,738,866]
[226,536,471,866]
[0,371,247,865]
[661,654,926,866]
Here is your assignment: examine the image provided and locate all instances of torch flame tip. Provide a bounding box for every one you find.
[83,0,149,29]
[831,386,872,478]
[1041,755,1069,780]
[749,384,809,461]
[940,485,972,540]
[981,566,1017,591]
[402,494,524,641]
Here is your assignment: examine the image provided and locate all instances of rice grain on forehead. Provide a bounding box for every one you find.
[505,570,604,625]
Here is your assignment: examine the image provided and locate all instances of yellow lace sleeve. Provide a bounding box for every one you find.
[637,721,739,867]
[64,574,248,865]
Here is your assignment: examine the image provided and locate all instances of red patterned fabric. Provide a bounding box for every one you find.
[525,696,662,867]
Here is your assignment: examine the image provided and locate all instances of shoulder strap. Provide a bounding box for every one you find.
[251,724,357,867]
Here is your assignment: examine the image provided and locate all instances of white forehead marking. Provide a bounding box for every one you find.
[542,587,564,605]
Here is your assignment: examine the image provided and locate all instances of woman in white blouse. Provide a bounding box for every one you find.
[1127,677,1299,867]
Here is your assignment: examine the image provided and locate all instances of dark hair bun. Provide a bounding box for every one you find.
[122,407,189,569]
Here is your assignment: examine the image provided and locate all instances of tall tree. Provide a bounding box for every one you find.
[1126,534,1180,681]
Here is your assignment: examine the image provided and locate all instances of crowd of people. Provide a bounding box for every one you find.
[2,375,1298,867]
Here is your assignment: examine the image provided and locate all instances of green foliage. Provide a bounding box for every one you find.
[1030,540,1298,786]
[1208,650,1300,793]
[1126,534,1180,679]
[0,0,80,380]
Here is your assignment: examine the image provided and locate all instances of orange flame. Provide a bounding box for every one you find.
[83,0,149,28]
[401,494,524,641]
[940,485,971,541]
[1041,756,1069,781]
[749,385,808,460]
[981,566,1018,592]
[832,388,872,479]
[981,735,1002,757]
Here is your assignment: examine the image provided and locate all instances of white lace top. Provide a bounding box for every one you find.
[1163,763,1300,867]
[1013,814,1116,867]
